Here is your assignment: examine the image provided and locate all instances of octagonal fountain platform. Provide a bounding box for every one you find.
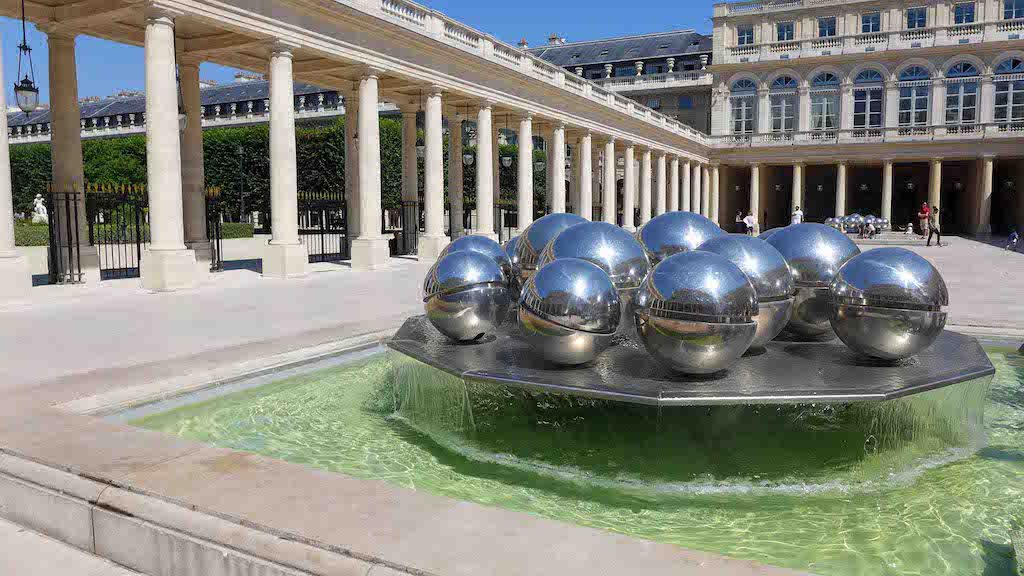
[389,315,995,406]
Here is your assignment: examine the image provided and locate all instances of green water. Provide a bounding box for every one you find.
[134,348,1024,575]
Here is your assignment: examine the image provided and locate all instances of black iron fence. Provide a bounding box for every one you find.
[85,184,149,280]
[298,190,349,263]
[44,188,84,285]
[494,203,517,243]
[206,186,225,273]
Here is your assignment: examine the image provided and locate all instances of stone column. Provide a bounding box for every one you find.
[46,30,91,263]
[578,131,593,220]
[447,113,464,238]
[882,159,894,223]
[977,156,994,235]
[692,162,702,215]
[640,148,653,224]
[179,58,208,259]
[654,152,667,216]
[797,86,810,133]
[929,158,942,213]
[669,156,680,212]
[0,32,30,300]
[622,144,636,231]
[419,87,448,260]
[836,161,848,217]
[551,123,567,214]
[681,160,692,212]
[602,138,616,224]
[701,164,711,217]
[541,124,554,213]
[262,44,308,279]
[491,121,500,234]
[400,103,418,252]
[792,162,804,216]
[517,114,534,233]
[343,91,360,246]
[750,164,761,232]
[474,103,498,240]
[711,163,721,225]
[568,138,579,214]
[351,68,390,270]
[140,11,198,291]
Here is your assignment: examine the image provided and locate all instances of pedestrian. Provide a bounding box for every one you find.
[743,211,757,236]
[735,210,745,234]
[917,202,930,238]
[1008,228,1019,252]
[791,205,804,225]
[926,205,943,247]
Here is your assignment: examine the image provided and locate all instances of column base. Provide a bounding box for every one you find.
[141,248,200,292]
[0,255,32,302]
[472,230,499,242]
[418,234,451,262]
[186,240,213,262]
[79,245,99,271]
[622,224,636,233]
[351,237,391,271]
[974,224,992,236]
[262,243,309,279]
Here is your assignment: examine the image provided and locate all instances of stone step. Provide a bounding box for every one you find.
[0,517,141,576]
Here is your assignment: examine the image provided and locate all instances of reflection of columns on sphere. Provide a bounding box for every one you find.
[418,86,449,260]
[622,144,636,231]
[517,115,534,233]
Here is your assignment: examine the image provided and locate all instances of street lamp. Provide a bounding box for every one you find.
[462,151,475,166]
[13,0,39,114]
[501,155,513,168]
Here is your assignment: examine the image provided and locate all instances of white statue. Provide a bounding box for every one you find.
[31,194,48,224]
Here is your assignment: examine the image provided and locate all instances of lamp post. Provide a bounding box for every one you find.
[13,0,39,114]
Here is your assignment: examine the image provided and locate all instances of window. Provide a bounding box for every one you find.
[737,25,754,45]
[730,79,758,135]
[862,12,881,33]
[770,76,798,133]
[1005,0,1024,19]
[614,65,634,77]
[647,98,661,110]
[818,16,837,37]
[810,73,840,131]
[954,2,976,24]
[586,70,603,80]
[777,21,795,41]
[995,58,1024,125]
[906,7,927,29]
[853,69,885,129]
[898,66,931,127]
[678,95,694,109]
[646,63,667,75]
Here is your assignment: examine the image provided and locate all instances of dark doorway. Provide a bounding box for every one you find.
[803,165,837,222]
[892,163,929,231]
[848,165,882,217]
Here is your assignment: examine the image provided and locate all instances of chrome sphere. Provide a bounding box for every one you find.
[845,214,865,231]
[758,228,780,242]
[441,235,513,281]
[637,211,726,264]
[829,247,948,360]
[864,215,879,228]
[698,235,795,349]
[503,235,522,300]
[519,258,621,365]
[423,251,511,342]
[634,251,758,374]
[766,223,860,338]
[515,213,587,279]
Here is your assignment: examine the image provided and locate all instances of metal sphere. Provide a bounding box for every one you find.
[637,211,726,264]
[766,223,861,338]
[864,215,879,227]
[519,258,621,365]
[423,251,511,342]
[515,213,587,279]
[441,235,513,281]
[758,228,781,242]
[829,247,948,360]
[698,234,795,348]
[503,235,522,301]
[634,251,758,374]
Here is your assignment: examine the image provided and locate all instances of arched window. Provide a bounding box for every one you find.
[810,73,840,131]
[730,79,758,135]
[945,62,980,127]
[995,58,1024,126]
[853,69,884,129]
[898,66,931,128]
[769,76,798,133]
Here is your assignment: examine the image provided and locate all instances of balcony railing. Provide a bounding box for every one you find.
[711,123,1024,148]
[593,71,713,92]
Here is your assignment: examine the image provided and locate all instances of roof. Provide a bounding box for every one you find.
[7,80,330,127]
[529,30,712,68]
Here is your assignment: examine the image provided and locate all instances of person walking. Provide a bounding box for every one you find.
[743,211,757,236]
[926,206,943,247]
[791,205,804,225]
[735,210,745,234]
[917,202,930,238]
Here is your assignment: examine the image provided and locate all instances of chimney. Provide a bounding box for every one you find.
[518,38,529,49]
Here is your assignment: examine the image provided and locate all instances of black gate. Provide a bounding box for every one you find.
[44,189,84,285]
[206,187,225,273]
[494,203,517,243]
[397,200,419,256]
[298,190,349,263]
[86,186,149,280]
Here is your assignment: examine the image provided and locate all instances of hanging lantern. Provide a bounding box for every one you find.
[416,144,425,158]
[13,0,39,114]
[534,159,545,171]
[463,152,475,166]
[501,155,513,168]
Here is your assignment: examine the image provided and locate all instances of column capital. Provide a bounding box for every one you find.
[980,153,997,160]
[360,65,387,79]
[270,39,301,57]
[427,84,445,97]
[177,54,202,69]
[710,161,721,168]
[931,157,944,164]
[397,101,419,114]
[38,26,77,41]
[144,2,184,23]
[880,158,894,164]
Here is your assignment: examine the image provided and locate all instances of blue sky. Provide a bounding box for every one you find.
[0,0,716,106]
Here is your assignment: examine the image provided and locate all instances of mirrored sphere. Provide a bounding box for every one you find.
[516,213,587,279]
[634,251,758,374]
[829,247,948,360]
[766,223,861,338]
[441,235,513,281]
[423,251,511,342]
[503,235,522,300]
[698,234,795,348]
[759,228,781,242]
[519,258,621,365]
[637,211,726,264]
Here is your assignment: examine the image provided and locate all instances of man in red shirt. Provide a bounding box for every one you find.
[917,202,930,237]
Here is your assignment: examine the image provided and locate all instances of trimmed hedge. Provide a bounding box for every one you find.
[221,222,255,239]
[14,222,49,246]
